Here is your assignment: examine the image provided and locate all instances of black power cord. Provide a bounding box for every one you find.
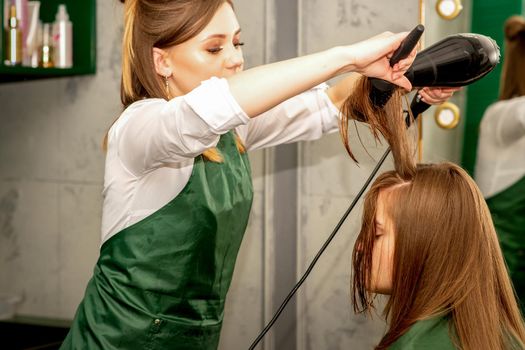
[248,147,392,350]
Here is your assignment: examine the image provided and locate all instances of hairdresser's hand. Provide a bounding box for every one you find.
[418,87,461,105]
[348,31,416,91]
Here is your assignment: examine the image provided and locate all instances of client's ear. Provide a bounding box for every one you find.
[152,47,173,77]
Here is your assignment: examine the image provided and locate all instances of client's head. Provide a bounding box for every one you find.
[352,162,525,350]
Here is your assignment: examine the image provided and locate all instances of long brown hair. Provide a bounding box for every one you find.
[339,76,416,179]
[108,0,244,161]
[353,162,525,350]
[500,15,525,100]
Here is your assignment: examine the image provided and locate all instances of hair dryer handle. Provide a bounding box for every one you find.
[405,91,431,127]
[390,24,424,66]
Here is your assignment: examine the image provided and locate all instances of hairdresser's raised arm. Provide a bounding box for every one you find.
[228,31,415,117]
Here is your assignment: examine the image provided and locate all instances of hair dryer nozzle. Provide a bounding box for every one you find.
[405,33,500,88]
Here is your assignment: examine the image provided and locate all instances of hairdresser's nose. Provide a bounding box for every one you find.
[225,46,244,73]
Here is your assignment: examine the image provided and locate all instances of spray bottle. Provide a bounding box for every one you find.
[52,4,72,68]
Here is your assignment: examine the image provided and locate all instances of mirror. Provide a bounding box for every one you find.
[436,0,463,20]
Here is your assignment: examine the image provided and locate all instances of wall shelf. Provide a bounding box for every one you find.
[0,0,96,83]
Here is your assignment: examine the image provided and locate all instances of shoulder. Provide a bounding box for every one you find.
[483,96,525,122]
[390,317,457,350]
[110,98,167,136]
[117,98,166,123]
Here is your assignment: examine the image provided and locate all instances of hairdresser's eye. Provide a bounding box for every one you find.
[207,46,223,54]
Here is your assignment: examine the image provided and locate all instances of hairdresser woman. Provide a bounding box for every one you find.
[60,1,452,349]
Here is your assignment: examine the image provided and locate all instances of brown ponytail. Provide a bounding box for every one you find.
[121,0,139,106]
[500,15,525,100]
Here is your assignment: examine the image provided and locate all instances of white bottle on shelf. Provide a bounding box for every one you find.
[52,4,72,68]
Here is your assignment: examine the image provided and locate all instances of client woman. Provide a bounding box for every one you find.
[352,162,525,350]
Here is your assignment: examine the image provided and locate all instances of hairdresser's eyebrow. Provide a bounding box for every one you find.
[201,28,242,42]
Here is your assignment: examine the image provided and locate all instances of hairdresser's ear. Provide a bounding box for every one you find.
[152,47,173,77]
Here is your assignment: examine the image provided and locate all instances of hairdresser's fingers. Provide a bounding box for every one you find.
[391,75,412,91]
[381,31,412,59]
[421,86,461,96]
[350,31,414,78]
[419,88,454,104]
[424,86,461,99]
[439,87,462,93]
[392,47,417,74]
[418,92,450,104]
[354,31,408,68]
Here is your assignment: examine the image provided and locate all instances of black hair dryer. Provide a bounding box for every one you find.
[371,33,501,118]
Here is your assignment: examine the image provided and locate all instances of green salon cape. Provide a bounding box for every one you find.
[60,131,253,350]
[486,176,525,311]
[389,317,456,350]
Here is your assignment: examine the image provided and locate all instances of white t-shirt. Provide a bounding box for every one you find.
[474,96,525,198]
[101,77,340,243]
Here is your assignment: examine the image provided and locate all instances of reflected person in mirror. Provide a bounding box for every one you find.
[475,15,525,312]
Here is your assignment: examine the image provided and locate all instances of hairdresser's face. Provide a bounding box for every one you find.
[370,190,395,294]
[166,3,244,96]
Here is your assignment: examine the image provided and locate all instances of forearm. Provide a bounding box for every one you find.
[228,47,353,117]
[228,31,416,118]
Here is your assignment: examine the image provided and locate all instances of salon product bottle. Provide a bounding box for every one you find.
[39,22,53,68]
[23,1,41,67]
[16,0,29,51]
[52,4,72,68]
[5,3,23,66]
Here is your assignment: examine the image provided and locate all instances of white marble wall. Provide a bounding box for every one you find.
[0,1,122,319]
[297,1,418,349]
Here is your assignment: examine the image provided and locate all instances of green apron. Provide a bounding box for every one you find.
[60,131,253,350]
[486,176,525,311]
[389,317,456,349]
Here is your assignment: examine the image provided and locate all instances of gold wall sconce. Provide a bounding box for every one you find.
[434,102,461,129]
[436,0,463,20]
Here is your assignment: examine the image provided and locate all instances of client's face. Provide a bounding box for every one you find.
[370,190,395,294]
